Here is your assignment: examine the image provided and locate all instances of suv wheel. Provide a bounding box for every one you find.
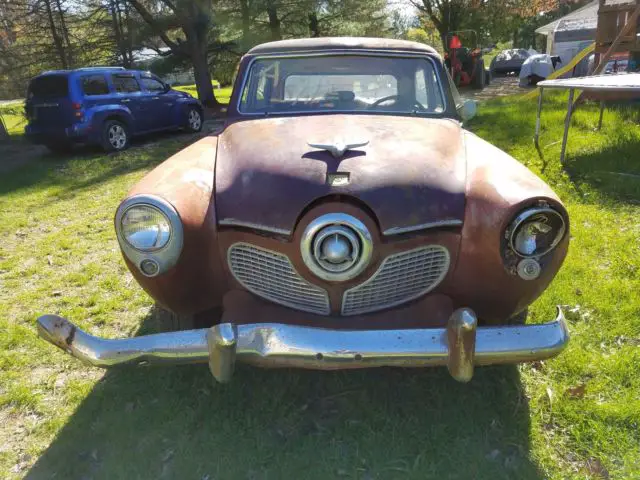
[101,120,129,152]
[186,107,203,132]
[472,59,486,89]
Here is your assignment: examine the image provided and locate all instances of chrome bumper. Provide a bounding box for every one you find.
[36,308,569,383]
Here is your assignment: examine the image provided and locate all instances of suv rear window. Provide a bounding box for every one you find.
[81,75,109,95]
[28,75,69,98]
[112,75,141,93]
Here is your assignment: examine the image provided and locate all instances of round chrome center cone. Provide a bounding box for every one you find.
[321,234,352,264]
[301,213,373,282]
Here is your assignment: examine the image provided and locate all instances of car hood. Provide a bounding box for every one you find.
[214,114,467,235]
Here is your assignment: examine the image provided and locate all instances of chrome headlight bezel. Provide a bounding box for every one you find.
[115,194,184,277]
[507,206,566,258]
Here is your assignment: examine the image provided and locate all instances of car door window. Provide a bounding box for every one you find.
[81,75,109,96]
[112,75,141,93]
[140,76,165,93]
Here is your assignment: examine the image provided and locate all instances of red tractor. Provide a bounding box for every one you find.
[444,30,489,90]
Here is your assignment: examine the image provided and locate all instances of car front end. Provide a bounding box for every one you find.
[36,38,570,383]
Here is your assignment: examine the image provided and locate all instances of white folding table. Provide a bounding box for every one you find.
[534,74,640,163]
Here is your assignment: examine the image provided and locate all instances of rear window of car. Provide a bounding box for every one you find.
[28,75,69,98]
[112,75,141,93]
[81,74,109,96]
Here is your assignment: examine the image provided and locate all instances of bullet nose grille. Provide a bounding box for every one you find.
[342,246,450,316]
[228,243,330,315]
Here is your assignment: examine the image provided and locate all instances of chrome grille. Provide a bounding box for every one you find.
[342,246,450,316]
[228,243,330,315]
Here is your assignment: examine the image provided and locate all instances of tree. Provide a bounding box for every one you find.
[411,0,472,51]
[126,0,221,107]
[107,0,134,67]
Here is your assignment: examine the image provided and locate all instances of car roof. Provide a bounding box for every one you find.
[247,37,440,57]
[37,67,148,77]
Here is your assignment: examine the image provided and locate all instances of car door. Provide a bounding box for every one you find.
[110,73,146,132]
[79,73,111,113]
[139,75,174,129]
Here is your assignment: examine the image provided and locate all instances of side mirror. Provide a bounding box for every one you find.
[163,83,171,93]
[458,99,477,122]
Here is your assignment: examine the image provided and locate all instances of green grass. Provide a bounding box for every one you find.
[0,93,639,479]
[0,103,26,136]
[174,84,232,104]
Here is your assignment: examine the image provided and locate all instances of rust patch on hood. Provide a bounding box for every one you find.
[215,114,466,234]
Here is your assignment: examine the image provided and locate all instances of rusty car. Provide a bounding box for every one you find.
[37,38,570,383]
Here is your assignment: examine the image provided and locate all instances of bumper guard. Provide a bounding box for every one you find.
[36,308,569,383]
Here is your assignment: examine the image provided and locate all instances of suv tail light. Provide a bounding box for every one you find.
[72,102,83,120]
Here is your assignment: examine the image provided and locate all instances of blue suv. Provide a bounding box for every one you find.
[25,67,204,153]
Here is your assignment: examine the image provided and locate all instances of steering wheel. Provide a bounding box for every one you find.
[370,95,425,111]
[371,95,399,107]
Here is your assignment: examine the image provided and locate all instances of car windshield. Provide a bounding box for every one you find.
[239,55,445,115]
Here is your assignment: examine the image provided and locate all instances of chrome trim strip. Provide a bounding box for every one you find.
[341,245,450,315]
[114,194,184,277]
[383,219,463,236]
[36,307,569,383]
[218,218,291,236]
[236,51,449,117]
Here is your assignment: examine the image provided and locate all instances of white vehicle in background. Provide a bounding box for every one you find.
[519,54,562,86]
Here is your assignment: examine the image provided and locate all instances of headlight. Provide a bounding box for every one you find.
[508,207,566,257]
[121,205,171,251]
[115,195,183,277]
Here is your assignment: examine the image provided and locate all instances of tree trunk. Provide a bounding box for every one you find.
[54,0,73,67]
[192,50,218,107]
[110,0,131,67]
[183,0,219,108]
[308,12,319,37]
[43,0,68,69]
[122,1,133,67]
[440,30,448,52]
[266,1,281,41]
[240,0,251,52]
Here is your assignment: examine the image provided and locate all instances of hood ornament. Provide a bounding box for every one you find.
[307,140,369,159]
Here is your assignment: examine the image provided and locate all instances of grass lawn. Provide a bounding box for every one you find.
[174,84,232,104]
[0,103,26,136]
[0,93,639,479]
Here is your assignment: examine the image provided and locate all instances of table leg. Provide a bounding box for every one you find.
[534,87,544,149]
[560,89,575,165]
[597,100,605,131]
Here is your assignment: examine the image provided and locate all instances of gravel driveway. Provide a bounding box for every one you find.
[460,75,534,102]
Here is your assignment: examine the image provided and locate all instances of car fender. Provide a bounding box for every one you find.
[119,135,226,315]
[446,131,569,322]
[171,96,202,126]
[88,105,135,133]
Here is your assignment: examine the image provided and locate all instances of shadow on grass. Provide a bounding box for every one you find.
[0,130,204,198]
[564,128,640,205]
[27,312,545,480]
